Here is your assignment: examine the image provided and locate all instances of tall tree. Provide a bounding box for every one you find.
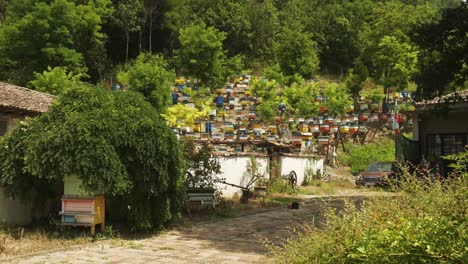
[413,2,468,98]
[112,0,144,63]
[275,29,319,80]
[0,0,112,85]
[374,36,419,112]
[144,0,158,53]
[175,22,227,88]
[117,52,175,113]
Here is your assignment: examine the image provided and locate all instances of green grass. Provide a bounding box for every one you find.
[339,136,395,174]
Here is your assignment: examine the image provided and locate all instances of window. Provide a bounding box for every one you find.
[427,134,467,157]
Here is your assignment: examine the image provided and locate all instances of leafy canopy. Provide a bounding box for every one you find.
[0,85,184,231]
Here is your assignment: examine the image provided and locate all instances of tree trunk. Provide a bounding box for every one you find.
[125,31,129,64]
[149,13,152,53]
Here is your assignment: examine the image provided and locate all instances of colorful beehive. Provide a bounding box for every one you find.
[213,133,222,142]
[339,124,350,134]
[239,133,249,142]
[324,117,334,125]
[172,93,179,104]
[319,105,329,114]
[309,124,320,133]
[267,134,276,142]
[209,109,217,117]
[225,133,234,142]
[200,133,209,142]
[359,113,369,123]
[241,97,248,106]
[298,123,309,133]
[60,175,105,235]
[248,111,256,120]
[314,95,323,103]
[225,123,234,133]
[370,103,380,111]
[320,124,330,133]
[193,122,201,133]
[379,113,388,122]
[341,115,352,124]
[291,132,302,147]
[301,132,313,141]
[346,105,355,113]
[360,103,369,111]
[370,113,379,122]
[318,136,329,146]
[297,117,305,124]
[349,125,359,135]
[275,116,281,123]
[402,91,409,98]
[268,125,277,134]
[216,88,223,94]
[216,96,224,107]
[358,126,368,133]
[330,124,339,133]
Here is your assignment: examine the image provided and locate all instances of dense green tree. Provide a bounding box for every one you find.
[283,82,320,117]
[117,52,175,113]
[30,66,87,95]
[112,0,144,63]
[175,22,227,88]
[0,0,112,85]
[413,2,468,98]
[322,82,353,116]
[0,85,184,231]
[374,36,419,111]
[275,29,319,80]
[346,58,369,98]
[250,78,281,122]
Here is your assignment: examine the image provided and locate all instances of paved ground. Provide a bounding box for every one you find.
[6,198,350,264]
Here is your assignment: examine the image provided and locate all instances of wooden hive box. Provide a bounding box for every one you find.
[60,175,105,235]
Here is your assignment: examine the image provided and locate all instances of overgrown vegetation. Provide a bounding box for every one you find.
[0,86,185,231]
[339,137,396,174]
[270,151,468,263]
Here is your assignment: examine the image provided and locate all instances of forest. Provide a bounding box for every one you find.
[0,0,466,100]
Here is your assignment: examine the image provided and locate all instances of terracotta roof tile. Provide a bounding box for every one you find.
[0,82,55,114]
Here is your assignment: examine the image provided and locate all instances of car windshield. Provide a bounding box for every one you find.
[367,163,393,172]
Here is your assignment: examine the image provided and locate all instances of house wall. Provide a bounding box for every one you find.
[216,156,269,197]
[0,187,33,225]
[280,156,324,186]
[418,110,468,156]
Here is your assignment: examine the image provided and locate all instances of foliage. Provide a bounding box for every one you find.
[271,159,468,263]
[175,22,227,88]
[117,53,175,113]
[0,86,184,231]
[162,103,210,128]
[339,137,396,174]
[374,36,419,91]
[30,66,87,95]
[275,28,319,80]
[0,0,112,85]
[283,82,320,117]
[250,77,281,122]
[413,2,468,98]
[345,58,369,97]
[181,138,221,190]
[322,82,353,116]
[361,81,386,103]
[243,156,267,187]
[444,149,468,180]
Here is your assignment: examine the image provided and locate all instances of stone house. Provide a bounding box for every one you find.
[0,82,54,224]
[411,90,468,175]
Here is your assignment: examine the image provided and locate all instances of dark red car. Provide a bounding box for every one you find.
[355,162,397,187]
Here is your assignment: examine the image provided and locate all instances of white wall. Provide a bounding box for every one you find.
[280,156,324,186]
[216,156,269,197]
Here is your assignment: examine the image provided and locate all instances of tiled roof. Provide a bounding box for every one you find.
[0,82,55,114]
[415,89,468,106]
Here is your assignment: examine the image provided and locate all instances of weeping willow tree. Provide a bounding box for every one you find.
[0,85,185,231]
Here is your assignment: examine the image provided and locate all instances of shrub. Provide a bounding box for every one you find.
[270,153,468,263]
[0,86,185,231]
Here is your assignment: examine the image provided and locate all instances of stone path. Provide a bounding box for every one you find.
[6,198,349,264]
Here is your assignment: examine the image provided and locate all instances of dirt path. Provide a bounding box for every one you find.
[4,197,360,264]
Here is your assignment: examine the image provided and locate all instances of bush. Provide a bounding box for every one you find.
[0,86,185,231]
[339,137,395,174]
[270,154,468,263]
[269,177,293,194]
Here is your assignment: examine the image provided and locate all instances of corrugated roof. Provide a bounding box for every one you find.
[0,82,55,114]
[415,89,468,106]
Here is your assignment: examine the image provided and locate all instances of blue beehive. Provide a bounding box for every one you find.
[172,93,179,104]
[216,96,223,107]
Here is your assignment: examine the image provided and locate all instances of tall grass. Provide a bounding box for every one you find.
[270,158,468,263]
[339,136,395,174]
